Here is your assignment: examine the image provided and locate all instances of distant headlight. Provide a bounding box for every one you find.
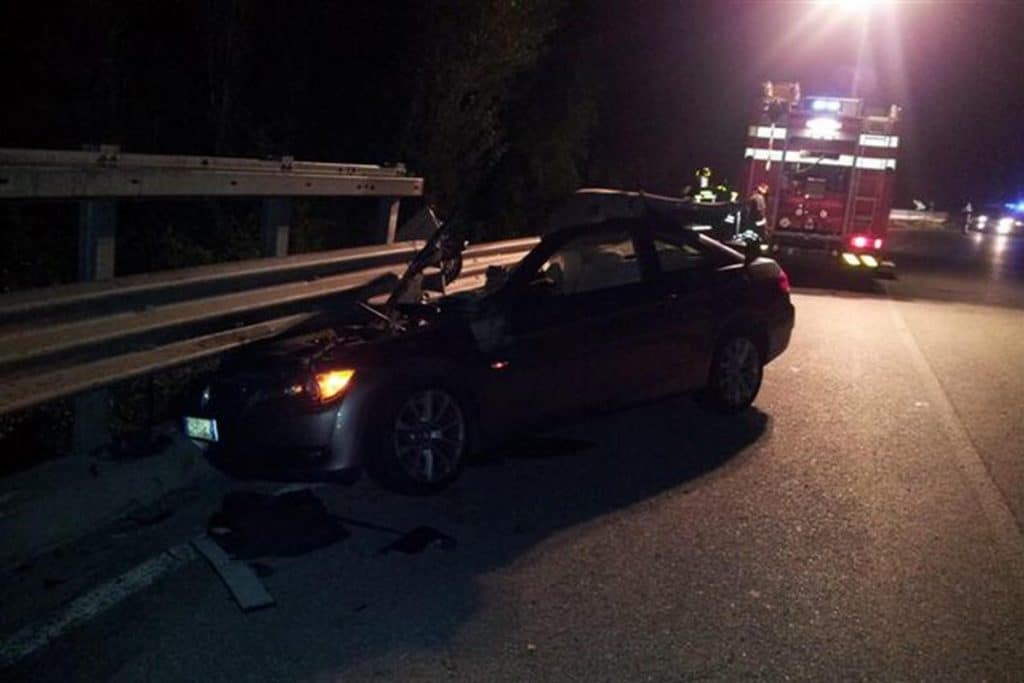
[977,215,988,225]
[996,217,1014,234]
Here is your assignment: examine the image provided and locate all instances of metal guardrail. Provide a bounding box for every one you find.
[0,238,539,415]
[0,146,539,458]
[0,146,426,287]
[0,242,421,325]
[0,146,432,453]
[0,148,422,199]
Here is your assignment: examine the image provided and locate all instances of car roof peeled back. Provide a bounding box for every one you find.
[548,187,741,234]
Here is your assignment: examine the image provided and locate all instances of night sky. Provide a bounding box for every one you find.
[3,1,1023,211]
[591,0,1024,209]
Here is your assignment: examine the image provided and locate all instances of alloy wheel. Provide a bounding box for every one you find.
[392,389,466,484]
[716,337,761,408]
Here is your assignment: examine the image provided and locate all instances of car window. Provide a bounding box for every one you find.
[696,233,744,263]
[536,230,641,295]
[652,233,710,273]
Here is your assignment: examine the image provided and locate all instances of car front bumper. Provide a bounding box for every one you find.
[182,379,379,483]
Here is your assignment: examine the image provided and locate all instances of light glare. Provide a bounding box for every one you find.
[818,0,887,10]
[806,117,843,140]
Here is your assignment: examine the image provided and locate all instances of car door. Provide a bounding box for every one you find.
[474,223,655,427]
[646,228,725,393]
[471,230,601,430]
[569,223,668,407]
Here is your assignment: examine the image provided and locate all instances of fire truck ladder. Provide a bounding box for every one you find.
[843,138,877,234]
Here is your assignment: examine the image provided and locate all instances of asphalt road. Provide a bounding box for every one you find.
[4,228,1024,681]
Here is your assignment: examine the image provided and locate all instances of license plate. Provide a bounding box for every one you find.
[184,417,219,442]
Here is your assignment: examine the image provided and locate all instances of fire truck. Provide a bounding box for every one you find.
[740,81,900,275]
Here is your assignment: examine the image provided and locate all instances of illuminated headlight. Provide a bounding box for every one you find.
[294,369,356,404]
[976,215,988,225]
[996,217,1014,234]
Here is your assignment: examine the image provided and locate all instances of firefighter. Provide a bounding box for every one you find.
[747,182,770,235]
[687,167,719,203]
[696,166,712,190]
[716,183,739,203]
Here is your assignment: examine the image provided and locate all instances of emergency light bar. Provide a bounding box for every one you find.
[811,99,842,112]
[803,96,863,118]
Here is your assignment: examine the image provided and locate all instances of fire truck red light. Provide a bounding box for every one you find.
[873,238,883,250]
[850,235,869,249]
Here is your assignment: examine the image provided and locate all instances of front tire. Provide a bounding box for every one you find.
[704,334,763,414]
[368,385,469,495]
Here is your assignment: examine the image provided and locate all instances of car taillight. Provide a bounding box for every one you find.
[778,269,791,294]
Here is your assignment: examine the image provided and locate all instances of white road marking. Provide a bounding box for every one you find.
[0,543,196,670]
[887,300,1024,576]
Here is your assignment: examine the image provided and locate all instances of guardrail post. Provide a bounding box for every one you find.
[260,198,291,257]
[77,199,117,280]
[376,197,400,244]
[73,198,117,457]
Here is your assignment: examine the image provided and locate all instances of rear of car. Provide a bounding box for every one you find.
[746,257,795,364]
[649,219,794,373]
